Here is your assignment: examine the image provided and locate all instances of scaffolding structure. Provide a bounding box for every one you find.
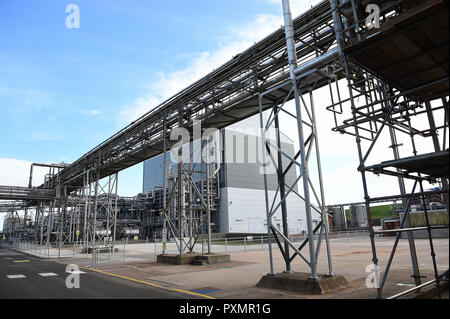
[256,0,448,296]
[325,0,449,298]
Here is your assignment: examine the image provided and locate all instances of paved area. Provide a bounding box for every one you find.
[0,246,203,299]
[77,237,449,299]
[6,237,448,299]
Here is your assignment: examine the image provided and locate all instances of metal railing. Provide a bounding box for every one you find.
[4,230,369,267]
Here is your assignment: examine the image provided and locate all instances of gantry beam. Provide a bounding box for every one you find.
[0,186,55,201]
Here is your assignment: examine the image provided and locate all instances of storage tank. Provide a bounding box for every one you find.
[328,207,347,231]
[349,205,368,228]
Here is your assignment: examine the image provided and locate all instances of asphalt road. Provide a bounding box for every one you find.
[0,246,198,299]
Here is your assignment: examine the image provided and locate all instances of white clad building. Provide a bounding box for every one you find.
[218,115,318,235]
[143,115,318,235]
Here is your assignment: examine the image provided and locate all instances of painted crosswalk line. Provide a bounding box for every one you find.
[7,275,26,279]
[38,273,58,277]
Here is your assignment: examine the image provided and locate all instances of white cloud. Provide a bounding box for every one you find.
[265,0,322,16]
[324,163,400,204]
[84,110,101,116]
[118,95,162,125]
[117,11,286,126]
[0,159,49,187]
[25,132,64,142]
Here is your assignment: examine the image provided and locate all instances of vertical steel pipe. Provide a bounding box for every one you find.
[282,0,317,279]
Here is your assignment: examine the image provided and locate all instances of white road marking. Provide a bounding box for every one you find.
[38,273,58,277]
[7,275,26,279]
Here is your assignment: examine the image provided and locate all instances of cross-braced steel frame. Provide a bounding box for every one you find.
[80,170,118,266]
[256,0,334,279]
[161,117,219,256]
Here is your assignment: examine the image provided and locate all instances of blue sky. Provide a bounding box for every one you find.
[1,0,441,231]
[0,0,282,159]
[0,0,324,197]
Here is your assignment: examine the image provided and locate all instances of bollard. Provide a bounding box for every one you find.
[244,237,247,252]
[225,238,228,253]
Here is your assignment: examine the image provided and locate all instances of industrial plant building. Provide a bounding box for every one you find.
[143,115,316,236]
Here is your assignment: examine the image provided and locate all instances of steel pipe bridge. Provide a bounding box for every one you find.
[53,0,339,190]
[0,186,55,202]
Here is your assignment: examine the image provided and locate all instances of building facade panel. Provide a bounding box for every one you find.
[220,187,315,235]
[143,155,170,194]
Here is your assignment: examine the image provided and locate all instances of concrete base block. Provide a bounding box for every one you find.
[157,253,231,265]
[157,253,201,265]
[257,272,349,295]
[196,254,231,264]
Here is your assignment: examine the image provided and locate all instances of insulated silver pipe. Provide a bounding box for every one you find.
[282,0,318,279]
[293,48,338,76]
[329,0,345,56]
[282,0,299,78]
